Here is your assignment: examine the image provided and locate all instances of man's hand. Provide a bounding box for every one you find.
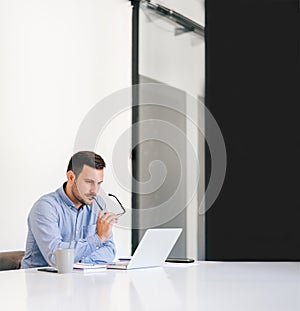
[96,210,118,243]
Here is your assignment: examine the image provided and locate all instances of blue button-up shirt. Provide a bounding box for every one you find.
[21,184,116,268]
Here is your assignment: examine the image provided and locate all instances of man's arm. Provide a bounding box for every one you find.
[78,235,116,264]
[29,200,116,265]
[70,211,118,263]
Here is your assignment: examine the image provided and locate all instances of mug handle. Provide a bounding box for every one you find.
[47,251,56,268]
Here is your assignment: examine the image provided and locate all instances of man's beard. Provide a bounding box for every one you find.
[72,183,92,205]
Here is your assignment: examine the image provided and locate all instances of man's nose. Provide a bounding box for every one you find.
[90,183,99,194]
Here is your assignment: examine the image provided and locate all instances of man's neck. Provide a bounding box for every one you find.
[64,182,82,209]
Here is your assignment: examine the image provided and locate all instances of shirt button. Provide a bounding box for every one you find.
[96,247,99,250]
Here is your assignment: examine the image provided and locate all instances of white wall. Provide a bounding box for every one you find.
[0,0,132,257]
[139,0,205,259]
[140,0,205,95]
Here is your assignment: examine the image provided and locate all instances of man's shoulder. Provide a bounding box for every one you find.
[32,188,63,211]
[39,188,61,202]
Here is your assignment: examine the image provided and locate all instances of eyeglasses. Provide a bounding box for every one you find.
[93,193,126,217]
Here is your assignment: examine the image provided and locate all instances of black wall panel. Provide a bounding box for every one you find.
[205,1,300,260]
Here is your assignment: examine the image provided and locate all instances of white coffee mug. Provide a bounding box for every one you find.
[47,248,74,273]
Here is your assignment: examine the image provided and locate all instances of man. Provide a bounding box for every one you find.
[21,151,118,268]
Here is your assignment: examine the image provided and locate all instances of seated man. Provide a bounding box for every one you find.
[21,151,118,268]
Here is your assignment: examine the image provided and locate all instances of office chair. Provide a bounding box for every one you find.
[0,251,25,271]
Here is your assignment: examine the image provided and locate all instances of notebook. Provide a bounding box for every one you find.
[107,228,182,270]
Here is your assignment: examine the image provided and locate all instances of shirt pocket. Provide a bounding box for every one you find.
[82,224,97,238]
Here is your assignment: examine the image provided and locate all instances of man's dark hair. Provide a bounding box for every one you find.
[67,151,106,176]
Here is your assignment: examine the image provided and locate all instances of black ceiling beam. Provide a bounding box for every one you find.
[143,1,204,36]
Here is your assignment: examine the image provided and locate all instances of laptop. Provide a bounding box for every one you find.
[107,228,182,270]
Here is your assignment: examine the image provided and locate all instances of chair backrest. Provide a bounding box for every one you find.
[0,251,25,271]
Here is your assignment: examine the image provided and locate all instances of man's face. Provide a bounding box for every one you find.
[71,165,104,206]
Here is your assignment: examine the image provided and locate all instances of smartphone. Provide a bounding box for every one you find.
[37,267,58,273]
[165,258,195,263]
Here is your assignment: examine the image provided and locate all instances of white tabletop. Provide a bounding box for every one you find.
[0,261,299,311]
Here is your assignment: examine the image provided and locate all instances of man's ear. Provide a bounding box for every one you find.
[66,170,75,182]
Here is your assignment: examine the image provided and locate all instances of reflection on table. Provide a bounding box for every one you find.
[0,262,299,311]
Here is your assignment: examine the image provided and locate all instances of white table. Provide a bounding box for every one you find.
[0,261,299,311]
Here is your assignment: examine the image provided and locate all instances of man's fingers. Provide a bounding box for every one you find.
[98,211,118,224]
[103,214,118,224]
[98,210,108,217]
[107,214,118,224]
